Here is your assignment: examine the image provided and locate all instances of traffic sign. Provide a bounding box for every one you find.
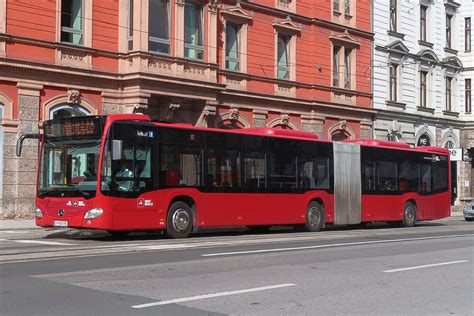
[449,148,463,161]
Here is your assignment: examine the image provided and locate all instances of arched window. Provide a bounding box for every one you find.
[444,140,454,149]
[417,134,431,147]
[218,120,244,129]
[272,124,292,130]
[50,104,89,120]
[331,130,350,141]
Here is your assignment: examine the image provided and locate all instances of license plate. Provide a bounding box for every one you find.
[53,220,68,227]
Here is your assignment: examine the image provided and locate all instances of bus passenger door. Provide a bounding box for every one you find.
[333,142,361,225]
[107,123,158,230]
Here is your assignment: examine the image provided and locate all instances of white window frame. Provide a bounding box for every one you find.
[184,1,205,60]
[149,0,172,55]
[225,22,241,72]
[50,104,90,120]
[57,0,92,47]
[276,33,290,80]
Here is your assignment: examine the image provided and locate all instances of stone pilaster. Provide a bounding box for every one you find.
[460,127,474,201]
[1,83,42,219]
[300,112,325,138]
[252,110,267,128]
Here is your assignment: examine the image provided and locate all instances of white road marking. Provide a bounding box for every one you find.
[131,283,296,309]
[202,234,474,257]
[384,260,469,273]
[0,238,8,242]
[1,230,33,234]
[136,244,193,250]
[13,240,76,246]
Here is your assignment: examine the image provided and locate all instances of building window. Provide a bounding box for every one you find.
[149,0,170,54]
[466,79,472,113]
[184,1,204,60]
[333,46,340,87]
[331,130,349,141]
[50,104,89,120]
[420,71,427,108]
[446,14,452,49]
[389,0,397,32]
[417,134,431,147]
[61,0,83,45]
[445,77,452,111]
[127,0,133,51]
[225,23,240,71]
[344,48,351,89]
[420,5,427,42]
[344,0,350,15]
[277,34,290,79]
[466,18,471,52]
[333,0,340,12]
[389,63,398,102]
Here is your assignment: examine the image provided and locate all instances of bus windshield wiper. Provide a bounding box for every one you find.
[38,188,63,197]
[73,186,90,198]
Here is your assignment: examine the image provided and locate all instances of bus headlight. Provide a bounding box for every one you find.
[84,208,104,219]
[35,208,43,218]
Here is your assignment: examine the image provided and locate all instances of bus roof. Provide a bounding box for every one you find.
[153,122,320,141]
[344,139,449,155]
[103,115,448,154]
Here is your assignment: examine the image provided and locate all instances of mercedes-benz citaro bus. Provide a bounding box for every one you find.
[16,114,451,238]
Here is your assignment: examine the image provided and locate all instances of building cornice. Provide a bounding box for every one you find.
[239,2,374,39]
[375,109,467,128]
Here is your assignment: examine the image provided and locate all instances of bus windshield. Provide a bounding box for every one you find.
[38,139,101,198]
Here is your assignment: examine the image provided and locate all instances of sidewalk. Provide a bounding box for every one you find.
[0,212,465,231]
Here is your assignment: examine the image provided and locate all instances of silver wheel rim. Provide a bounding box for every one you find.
[308,206,320,227]
[172,208,190,233]
[405,205,415,225]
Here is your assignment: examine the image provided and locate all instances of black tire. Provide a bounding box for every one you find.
[166,201,193,239]
[247,225,271,234]
[401,202,417,227]
[465,218,474,222]
[304,201,325,232]
[107,231,129,238]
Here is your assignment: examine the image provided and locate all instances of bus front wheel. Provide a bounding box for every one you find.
[166,201,193,239]
[401,202,417,227]
[304,201,324,232]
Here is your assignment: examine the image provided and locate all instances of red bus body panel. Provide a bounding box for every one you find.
[34,115,450,232]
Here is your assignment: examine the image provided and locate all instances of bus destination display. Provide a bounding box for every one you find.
[45,118,101,138]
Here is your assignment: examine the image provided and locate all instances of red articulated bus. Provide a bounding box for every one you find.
[16,114,451,238]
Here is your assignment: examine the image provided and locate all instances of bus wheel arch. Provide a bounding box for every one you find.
[401,200,417,227]
[305,199,325,232]
[166,196,196,238]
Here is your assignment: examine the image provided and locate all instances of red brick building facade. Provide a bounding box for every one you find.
[0,0,373,218]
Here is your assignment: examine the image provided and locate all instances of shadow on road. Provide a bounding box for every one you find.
[40,220,449,242]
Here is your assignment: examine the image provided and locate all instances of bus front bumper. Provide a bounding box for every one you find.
[35,208,113,230]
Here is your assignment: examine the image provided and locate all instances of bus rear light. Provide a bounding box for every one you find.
[84,208,104,219]
[35,208,43,218]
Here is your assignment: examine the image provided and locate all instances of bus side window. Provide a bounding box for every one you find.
[206,132,241,192]
[242,136,266,193]
[159,144,202,188]
[420,163,432,193]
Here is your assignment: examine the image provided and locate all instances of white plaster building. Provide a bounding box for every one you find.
[458,0,474,205]
[372,0,473,206]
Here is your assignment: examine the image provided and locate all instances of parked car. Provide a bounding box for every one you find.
[463,201,474,221]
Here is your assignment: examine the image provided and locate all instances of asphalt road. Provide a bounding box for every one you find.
[1,216,473,315]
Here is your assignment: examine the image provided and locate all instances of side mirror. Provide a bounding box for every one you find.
[112,140,123,160]
[16,133,41,157]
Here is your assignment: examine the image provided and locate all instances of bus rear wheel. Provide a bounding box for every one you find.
[304,201,324,232]
[166,201,193,239]
[401,202,417,227]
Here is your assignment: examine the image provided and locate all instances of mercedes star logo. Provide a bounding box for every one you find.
[58,209,65,217]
